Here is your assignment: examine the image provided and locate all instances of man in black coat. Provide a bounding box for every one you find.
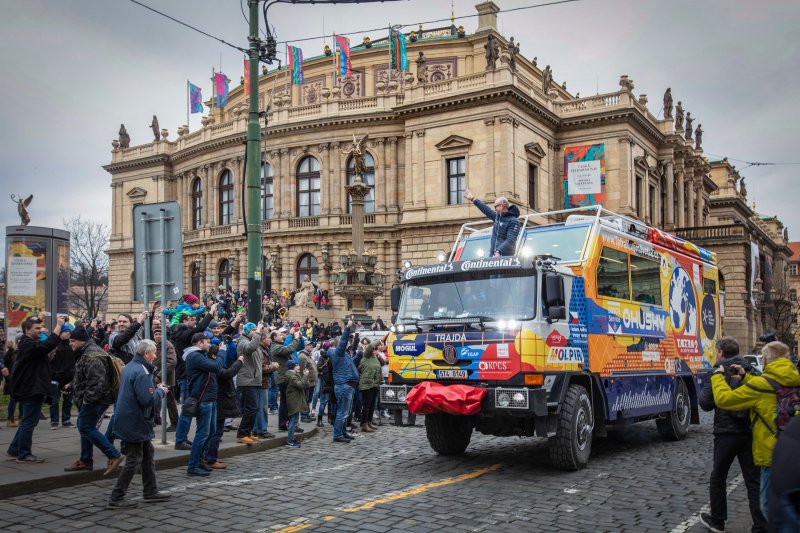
[170,303,217,403]
[699,336,767,533]
[7,315,65,463]
[464,189,521,256]
[49,325,77,428]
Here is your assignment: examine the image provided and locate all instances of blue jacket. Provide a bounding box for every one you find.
[329,327,359,385]
[185,346,224,402]
[112,354,164,443]
[472,198,521,256]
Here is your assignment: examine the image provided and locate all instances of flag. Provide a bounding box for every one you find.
[389,29,408,71]
[243,58,250,96]
[188,82,203,113]
[214,72,229,108]
[334,35,351,77]
[288,46,304,84]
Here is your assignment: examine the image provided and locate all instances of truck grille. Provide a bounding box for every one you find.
[380,385,409,404]
[495,388,529,409]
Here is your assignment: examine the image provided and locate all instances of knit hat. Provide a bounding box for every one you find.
[182,293,200,306]
[209,320,219,329]
[323,341,332,350]
[191,332,209,344]
[70,326,90,342]
[61,323,74,333]
[287,361,297,370]
[243,322,257,336]
[152,326,162,335]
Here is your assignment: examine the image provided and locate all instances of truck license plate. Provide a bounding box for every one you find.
[438,369,468,379]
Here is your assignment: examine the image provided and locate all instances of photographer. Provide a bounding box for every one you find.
[699,337,766,533]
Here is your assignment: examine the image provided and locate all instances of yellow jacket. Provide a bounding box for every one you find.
[711,357,800,466]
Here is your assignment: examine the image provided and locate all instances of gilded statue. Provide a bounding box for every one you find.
[340,133,369,178]
[12,194,33,226]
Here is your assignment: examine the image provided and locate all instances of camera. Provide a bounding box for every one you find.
[759,331,777,344]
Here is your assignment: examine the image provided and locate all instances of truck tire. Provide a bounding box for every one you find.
[425,413,473,455]
[656,379,690,441]
[548,384,594,471]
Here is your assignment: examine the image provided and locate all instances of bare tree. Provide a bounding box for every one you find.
[63,216,109,319]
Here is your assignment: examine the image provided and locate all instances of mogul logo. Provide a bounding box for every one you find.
[393,342,418,353]
[547,346,584,364]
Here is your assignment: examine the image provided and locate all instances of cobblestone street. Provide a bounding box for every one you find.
[0,411,758,532]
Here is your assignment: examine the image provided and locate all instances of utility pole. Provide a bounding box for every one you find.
[246,0,262,323]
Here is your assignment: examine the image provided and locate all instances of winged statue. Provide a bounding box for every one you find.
[340,133,370,178]
[12,194,33,226]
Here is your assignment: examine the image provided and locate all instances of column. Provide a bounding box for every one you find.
[499,115,516,198]
[665,161,675,229]
[403,133,413,208]
[279,148,290,217]
[548,141,561,211]
[484,118,496,196]
[388,137,399,211]
[282,149,295,218]
[320,143,331,215]
[333,143,344,214]
[415,130,426,206]
[270,150,282,218]
[234,156,244,222]
[687,178,695,226]
[205,253,215,294]
[695,181,704,226]
[202,165,211,228]
[676,169,685,227]
[377,137,387,211]
[237,248,245,290]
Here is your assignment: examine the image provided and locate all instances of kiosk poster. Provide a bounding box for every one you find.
[6,241,47,333]
[564,143,606,208]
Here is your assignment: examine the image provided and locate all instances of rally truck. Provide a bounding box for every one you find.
[380,206,719,470]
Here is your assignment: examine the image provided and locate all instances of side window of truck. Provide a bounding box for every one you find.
[630,255,662,306]
[597,247,630,300]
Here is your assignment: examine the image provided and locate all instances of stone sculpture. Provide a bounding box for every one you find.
[150,115,161,142]
[674,101,684,130]
[542,65,553,94]
[663,88,673,119]
[118,124,130,148]
[695,124,703,149]
[685,112,693,140]
[484,34,499,71]
[507,37,520,72]
[12,194,33,226]
[416,51,427,83]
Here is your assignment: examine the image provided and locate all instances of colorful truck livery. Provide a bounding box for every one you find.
[381,206,719,470]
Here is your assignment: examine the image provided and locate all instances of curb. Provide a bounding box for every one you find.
[0,427,319,499]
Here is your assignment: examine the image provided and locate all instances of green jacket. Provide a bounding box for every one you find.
[235,331,263,387]
[286,370,309,416]
[270,336,300,385]
[358,339,383,390]
[712,357,800,467]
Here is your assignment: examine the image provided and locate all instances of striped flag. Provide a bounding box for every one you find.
[288,46,304,84]
[214,72,229,108]
[389,29,408,71]
[243,58,250,95]
[334,35,351,77]
[188,82,203,113]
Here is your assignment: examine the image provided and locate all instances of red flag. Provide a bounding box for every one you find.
[243,58,250,96]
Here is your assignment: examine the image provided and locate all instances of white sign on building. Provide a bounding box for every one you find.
[567,160,602,195]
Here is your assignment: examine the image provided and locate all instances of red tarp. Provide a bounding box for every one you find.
[405,381,487,415]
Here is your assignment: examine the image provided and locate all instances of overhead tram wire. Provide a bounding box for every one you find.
[702,151,800,171]
[274,0,585,45]
[128,0,248,53]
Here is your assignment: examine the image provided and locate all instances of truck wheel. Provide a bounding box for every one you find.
[656,379,690,441]
[548,384,594,471]
[425,413,473,455]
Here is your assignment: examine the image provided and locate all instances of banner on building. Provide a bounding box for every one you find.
[188,81,203,113]
[564,143,605,208]
[389,29,408,71]
[288,46,304,84]
[243,58,250,95]
[214,72,229,108]
[334,35,351,77]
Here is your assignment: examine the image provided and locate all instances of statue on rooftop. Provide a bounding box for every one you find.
[674,101,684,130]
[484,34,500,71]
[12,194,33,226]
[507,37,520,72]
[542,65,553,94]
[663,88,673,119]
[416,51,427,83]
[695,124,703,149]
[685,112,694,140]
[118,124,130,149]
[150,115,161,142]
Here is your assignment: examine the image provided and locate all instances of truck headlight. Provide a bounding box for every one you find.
[397,390,407,402]
[385,389,395,400]
[512,392,526,403]
[497,393,510,407]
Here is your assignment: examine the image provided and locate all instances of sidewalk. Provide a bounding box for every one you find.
[0,411,318,499]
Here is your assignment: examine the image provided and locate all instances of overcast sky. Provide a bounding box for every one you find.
[1,0,798,248]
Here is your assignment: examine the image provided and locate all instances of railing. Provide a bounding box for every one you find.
[288,217,320,228]
[339,214,376,225]
[424,79,454,96]
[395,94,405,105]
[339,97,378,111]
[674,224,746,241]
[458,72,487,89]
[555,93,623,114]
[184,229,200,241]
[121,143,155,157]
[210,225,232,236]
[210,122,234,135]
[262,220,271,231]
[288,103,322,119]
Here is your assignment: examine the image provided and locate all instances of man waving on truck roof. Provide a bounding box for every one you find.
[464,189,521,256]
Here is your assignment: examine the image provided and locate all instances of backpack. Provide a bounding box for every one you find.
[105,354,125,402]
[746,376,800,436]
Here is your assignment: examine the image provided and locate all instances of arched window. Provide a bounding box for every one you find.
[297,157,321,217]
[219,259,232,291]
[296,253,319,287]
[191,178,203,229]
[347,152,375,213]
[261,163,273,220]
[219,170,234,225]
[191,262,201,297]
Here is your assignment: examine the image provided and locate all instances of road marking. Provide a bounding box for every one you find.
[668,473,743,533]
[263,464,502,533]
[342,463,502,512]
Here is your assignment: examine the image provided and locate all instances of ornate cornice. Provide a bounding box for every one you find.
[103,154,170,173]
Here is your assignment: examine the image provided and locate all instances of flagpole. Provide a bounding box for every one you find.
[387,25,393,88]
[211,67,215,118]
[332,32,337,88]
[186,80,190,132]
[284,44,289,95]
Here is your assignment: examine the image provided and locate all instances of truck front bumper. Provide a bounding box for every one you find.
[380,383,548,416]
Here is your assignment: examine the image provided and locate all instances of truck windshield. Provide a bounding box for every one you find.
[397,270,536,323]
[518,223,591,263]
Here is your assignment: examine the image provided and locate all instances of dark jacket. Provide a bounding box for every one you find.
[2,347,16,397]
[286,370,309,416]
[50,339,76,387]
[216,358,244,418]
[699,355,754,435]
[317,352,333,394]
[170,312,215,379]
[270,336,301,385]
[108,322,143,364]
[11,333,60,400]
[152,339,177,387]
[329,327,358,386]
[184,346,224,402]
[768,415,800,523]
[299,350,318,387]
[259,346,274,389]
[72,340,115,406]
[112,354,164,443]
[472,198,521,256]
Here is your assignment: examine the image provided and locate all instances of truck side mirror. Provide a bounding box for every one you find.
[390,287,401,312]
[544,273,566,323]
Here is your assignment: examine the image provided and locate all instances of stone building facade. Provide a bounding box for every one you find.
[104,1,784,337]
